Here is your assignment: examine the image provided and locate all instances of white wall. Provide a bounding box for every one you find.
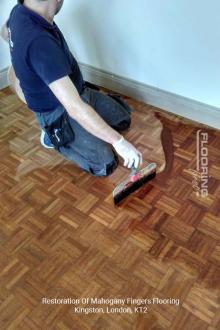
[1,0,220,110]
[56,0,220,108]
[0,0,15,71]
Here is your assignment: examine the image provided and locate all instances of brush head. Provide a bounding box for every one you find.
[113,163,157,205]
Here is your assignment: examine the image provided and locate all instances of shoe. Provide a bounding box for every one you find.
[40,130,54,149]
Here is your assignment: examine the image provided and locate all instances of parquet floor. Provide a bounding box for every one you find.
[0,87,220,330]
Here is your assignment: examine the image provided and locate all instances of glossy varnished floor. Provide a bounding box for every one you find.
[0,87,220,330]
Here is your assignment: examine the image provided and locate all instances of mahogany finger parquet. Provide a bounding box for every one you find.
[0,87,220,330]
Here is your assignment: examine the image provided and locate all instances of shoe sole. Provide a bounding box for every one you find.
[40,131,54,149]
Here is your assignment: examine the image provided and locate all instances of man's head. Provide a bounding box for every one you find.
[18,0,64,16]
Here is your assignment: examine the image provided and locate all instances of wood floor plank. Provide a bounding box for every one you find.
[0,88,220,329]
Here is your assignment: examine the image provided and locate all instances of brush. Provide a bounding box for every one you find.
[113,162,157,205]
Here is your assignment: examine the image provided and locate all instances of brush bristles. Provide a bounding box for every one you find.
[114,171,156,205]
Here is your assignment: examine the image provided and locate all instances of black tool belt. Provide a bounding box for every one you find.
[44,111,75,150]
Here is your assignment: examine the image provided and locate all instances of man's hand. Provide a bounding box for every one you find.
[7,66,27,104]
[113,136,142,169]
[0,22,9,43]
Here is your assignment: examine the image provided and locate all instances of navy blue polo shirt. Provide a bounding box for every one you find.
[7,4,84,112]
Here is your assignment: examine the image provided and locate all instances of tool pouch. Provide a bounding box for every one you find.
[44,112,75,150]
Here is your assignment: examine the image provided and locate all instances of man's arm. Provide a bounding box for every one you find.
[49,76,142,168]
[0,21,27,104]
[50,76,122,145]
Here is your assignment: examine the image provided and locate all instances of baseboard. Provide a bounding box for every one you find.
[79,63,220,130]
[1,64,219,129]
[0,68,9,90]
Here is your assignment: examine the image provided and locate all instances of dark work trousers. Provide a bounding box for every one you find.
[35,87,132,176]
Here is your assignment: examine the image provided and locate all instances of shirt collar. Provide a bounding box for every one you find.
[18,4,57,30]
